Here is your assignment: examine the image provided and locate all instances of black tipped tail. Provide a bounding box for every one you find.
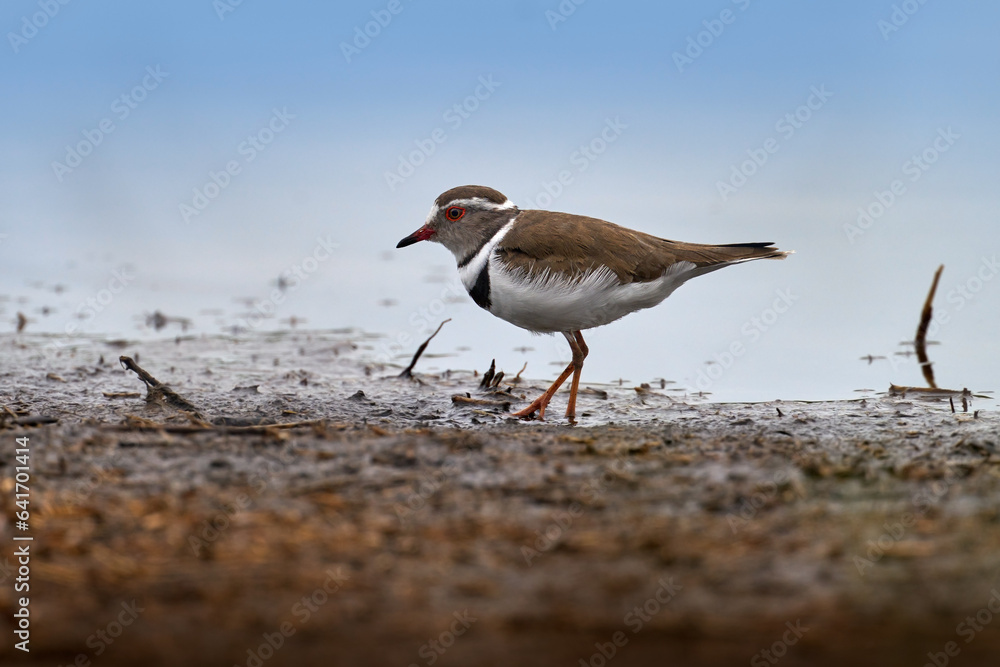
[662,240,792,278]
[716,242,791,262]
[718,241,777,249]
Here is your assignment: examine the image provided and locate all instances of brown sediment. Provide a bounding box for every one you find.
[1,331,999,667]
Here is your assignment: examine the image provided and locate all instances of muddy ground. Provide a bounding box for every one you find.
[1,330,999,666]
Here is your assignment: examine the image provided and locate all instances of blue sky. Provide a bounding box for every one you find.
[2,0,998,401]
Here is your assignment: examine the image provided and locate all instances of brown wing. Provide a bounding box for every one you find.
[496,210,788,284]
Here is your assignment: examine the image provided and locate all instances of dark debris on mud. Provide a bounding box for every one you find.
[1,330,999,667]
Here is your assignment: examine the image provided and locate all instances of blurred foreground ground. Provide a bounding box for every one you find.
[1,330,999,666]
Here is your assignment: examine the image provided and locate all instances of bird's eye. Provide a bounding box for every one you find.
[445,206,465,221]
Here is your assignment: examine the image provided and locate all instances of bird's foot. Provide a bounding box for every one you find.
[511,402,545,421]
[511,396,550,421]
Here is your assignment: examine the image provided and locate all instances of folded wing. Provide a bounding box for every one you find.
[496,210,789,284]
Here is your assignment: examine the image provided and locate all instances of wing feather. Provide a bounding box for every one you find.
[497,210,788,284]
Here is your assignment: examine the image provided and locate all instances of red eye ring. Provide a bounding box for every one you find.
[445,206,465,221]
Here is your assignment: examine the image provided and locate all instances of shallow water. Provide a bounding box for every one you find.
[2,257,996,411]
[2,328,992,430]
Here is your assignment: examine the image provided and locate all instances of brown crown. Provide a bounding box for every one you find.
[434,185,509,208]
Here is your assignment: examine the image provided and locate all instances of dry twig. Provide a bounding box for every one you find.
[451,394,512,409]
[915,265,943,388]
[512,362,528,384]
[101,420,326,434]
[398,319,451,379]
[479,359,496,389]
[119,355,203,416]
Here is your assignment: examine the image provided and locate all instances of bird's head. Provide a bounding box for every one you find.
[397,185,518,261]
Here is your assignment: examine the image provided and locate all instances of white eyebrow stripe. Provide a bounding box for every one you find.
[440,197,516,211]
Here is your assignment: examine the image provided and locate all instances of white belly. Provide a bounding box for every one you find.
[487,258,699,333]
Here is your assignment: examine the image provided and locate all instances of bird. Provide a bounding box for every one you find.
[396,185,790,421]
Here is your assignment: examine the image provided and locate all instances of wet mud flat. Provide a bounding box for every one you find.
[1,330,999,666]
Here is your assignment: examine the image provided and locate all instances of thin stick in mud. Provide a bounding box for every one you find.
[119,355,203,415]
[479,359,496,390]
[512,362,527,384]
[916,265,943,389]
[398,319,450,379]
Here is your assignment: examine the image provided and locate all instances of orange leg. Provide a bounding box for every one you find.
[512,331,588,421]
[510,361,574,420]
[564,331,589,421]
